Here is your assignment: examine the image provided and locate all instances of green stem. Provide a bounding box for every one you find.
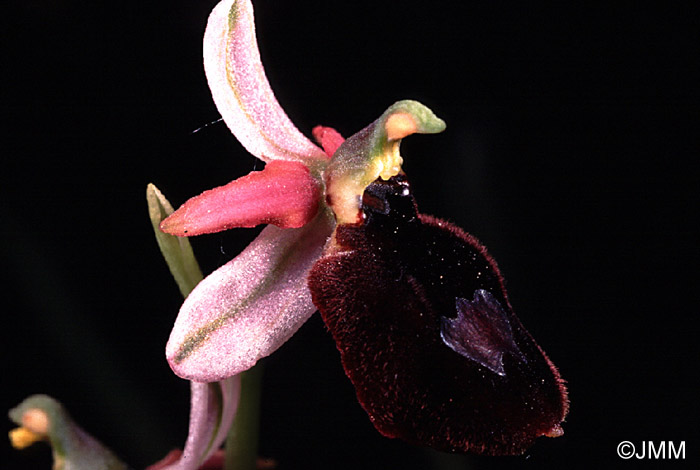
[224,364,263,470]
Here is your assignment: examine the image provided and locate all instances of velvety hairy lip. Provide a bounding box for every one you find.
[308,175,569,455]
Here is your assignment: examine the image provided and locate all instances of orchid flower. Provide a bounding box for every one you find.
[159,0,568,461]
[9,395,128,470]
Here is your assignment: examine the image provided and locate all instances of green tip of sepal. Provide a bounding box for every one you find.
[147,183,204,297]
[9,395,129,470]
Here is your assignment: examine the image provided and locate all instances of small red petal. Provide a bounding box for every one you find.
[312,125,345,158]
[160,160,321,236]
[198,450,225,469]
[145,449,182,470]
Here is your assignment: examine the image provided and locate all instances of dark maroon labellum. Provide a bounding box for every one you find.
[308,175,568,455]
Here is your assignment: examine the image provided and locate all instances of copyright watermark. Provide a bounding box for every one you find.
[617,441,685,460]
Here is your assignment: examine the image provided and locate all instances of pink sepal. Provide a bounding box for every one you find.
[204,0,326,163]
[166,210,334,382]
[160,160,321,236]
[147,377,240,470]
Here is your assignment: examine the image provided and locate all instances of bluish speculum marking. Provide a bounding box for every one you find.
[440,289,527,376]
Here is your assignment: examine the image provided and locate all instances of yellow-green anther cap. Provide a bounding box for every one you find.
[325,100,446,224]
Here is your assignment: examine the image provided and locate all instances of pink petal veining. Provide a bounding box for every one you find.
[160,160,321,236]
[166,210,334,382]
[204,0,326,163]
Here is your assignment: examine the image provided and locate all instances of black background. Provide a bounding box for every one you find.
[3,1,698,469]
